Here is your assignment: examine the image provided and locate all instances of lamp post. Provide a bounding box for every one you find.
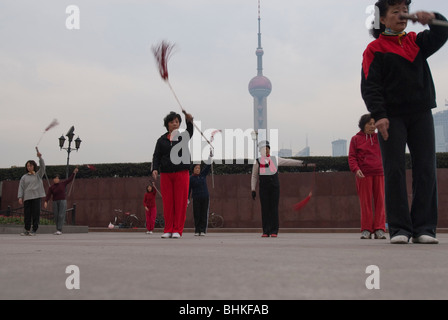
[59,126,82,178]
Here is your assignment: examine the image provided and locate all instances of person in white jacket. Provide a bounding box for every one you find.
[251,141,314,237]
[18,149,46,236]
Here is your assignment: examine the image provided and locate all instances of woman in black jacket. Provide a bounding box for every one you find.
[152,111,194,239]
[361,0,448,244]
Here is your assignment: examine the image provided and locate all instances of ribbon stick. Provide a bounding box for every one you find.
[151,40,213,148]
[209,130,222,189]
[293,166,316,211]
[400,13,448,27]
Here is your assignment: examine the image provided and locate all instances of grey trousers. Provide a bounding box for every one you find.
[53,200,67,231]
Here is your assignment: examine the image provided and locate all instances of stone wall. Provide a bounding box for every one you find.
[2,169,447,229]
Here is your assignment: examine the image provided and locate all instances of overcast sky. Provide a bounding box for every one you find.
[1,0,448,168]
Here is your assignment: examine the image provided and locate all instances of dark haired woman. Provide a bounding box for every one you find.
[143,183,157,234]
[189,158,211,236]
[362,0,448,244]
[44,167,78,235]
[18,149,46,236]
[349,114,385,240]
[151,111,193,238]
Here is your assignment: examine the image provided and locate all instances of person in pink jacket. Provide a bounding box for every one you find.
[349,114,386,239]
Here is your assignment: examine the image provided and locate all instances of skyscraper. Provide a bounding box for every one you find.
[248,0,272,145]
[332,139,347,157]
[434,109,448,152]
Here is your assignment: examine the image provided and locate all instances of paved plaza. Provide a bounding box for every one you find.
[1,231,447,301]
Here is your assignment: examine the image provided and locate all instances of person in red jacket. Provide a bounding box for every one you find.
[143,183,157,234]
[349,114,386,240]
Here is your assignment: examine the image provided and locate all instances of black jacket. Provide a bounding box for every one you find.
[152,121,194,173]
[361,13,448,121]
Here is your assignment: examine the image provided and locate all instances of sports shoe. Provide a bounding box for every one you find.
[199,232,206,236]
[172,232,181,239]
[374,230,386,239]
[270,234,278,238]
[29,231,36,236]
[261,234,269,238]
[194,233,200,236]
[390,235,408,244]
[411,235,439,244]
[146,231,153,234]
[20,231,30,236]
[360,230,371,239]
[161,233,172,238]
[54,231,62,235]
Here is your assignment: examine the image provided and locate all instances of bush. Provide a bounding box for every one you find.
[1,153,447,181]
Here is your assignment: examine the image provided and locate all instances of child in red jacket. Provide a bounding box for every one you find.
[143,183,157,234]
[349,114,385,240]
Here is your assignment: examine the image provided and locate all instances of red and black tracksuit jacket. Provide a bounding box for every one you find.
[361,13,448,121]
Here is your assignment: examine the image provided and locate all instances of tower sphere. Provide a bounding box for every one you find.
[248,75,272,98]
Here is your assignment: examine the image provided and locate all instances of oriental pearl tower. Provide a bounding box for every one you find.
[248,0,272,144]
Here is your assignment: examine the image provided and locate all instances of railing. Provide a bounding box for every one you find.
[0,203,77,225]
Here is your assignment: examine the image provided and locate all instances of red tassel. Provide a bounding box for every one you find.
[86,164,96,171]
[152,41,176,81]
[44,119,59,132]
[293,192,312,211]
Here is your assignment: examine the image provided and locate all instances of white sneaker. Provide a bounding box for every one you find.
[146,231,153,234]
[412,235,439,244]
[194,233,200,236]
[54,231,62,235]
[390,235,408,244]
[172,232,181,239]
[200,232,206,236]
[161,233,172,238]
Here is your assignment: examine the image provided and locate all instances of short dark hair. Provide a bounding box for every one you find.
[163,111,182,131]
[370,0,412,38]
[25,160,37,173]
[358,114,373,130]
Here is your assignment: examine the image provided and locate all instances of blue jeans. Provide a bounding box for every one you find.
[378,110,438,238]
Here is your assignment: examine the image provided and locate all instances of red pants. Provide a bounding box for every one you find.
[145,207,157,231]
[160,171,189,235]
[356,175,386,233]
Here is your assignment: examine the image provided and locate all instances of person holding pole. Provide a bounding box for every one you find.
[151,111,194,239]
[18,149,46,236]
[361,0,448,243]
[44,167,78,235]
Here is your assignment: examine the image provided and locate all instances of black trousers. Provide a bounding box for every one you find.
[193,197,209,233]
[378,110,438,238]
[24,198,41,232]
[259,178,280,235]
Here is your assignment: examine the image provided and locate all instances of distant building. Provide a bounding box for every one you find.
[279,149,292,157]
[296,146,310,157]
[332,139,347,157]
[434,109,448,152]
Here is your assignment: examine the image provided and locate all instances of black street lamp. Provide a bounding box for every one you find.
[59,126,82,178]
